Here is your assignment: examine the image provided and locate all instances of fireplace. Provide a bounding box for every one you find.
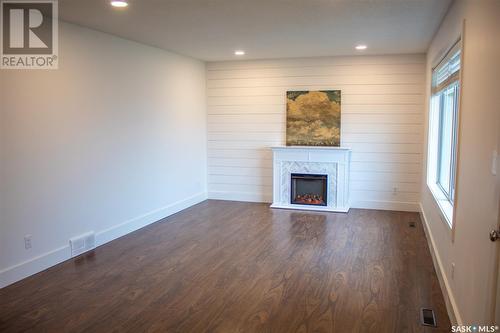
[271,147,350,212]
[290,173,328,206]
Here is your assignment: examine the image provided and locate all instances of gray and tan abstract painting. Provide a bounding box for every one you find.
[286,90,341,146]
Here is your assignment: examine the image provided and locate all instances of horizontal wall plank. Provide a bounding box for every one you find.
[341,104,423,114]
[208,132,285,142]
[350,152,422,163]
[207,113,422,124]
[209,166,273,177]
[207,74,425,88]
[208,151,422,164]
[208,149,273,159]
[210,183,273,193]
[208,105,283,115]
[208,175,272,186]
[207,132,422,144]
[208,158,272,168]
[342,133,422,144]
[207,54,425,70]
[208,141,282,150]
[208,158,421,174]
[207,63,426,80]
[350,161,422,173]
[208,176,421,193]
[350,180,420,193]
[342,123,422,134]
[350,171,422,183]
[208,114,285,124]
[207,94,423,106]
[350,190,420,202]
[343,143,422,154]
[208,123,285,132]
[208,191,272,203]
[214,142,423,153]
[208,104,423,115]
[341,114,423,124]
[207,54,425,207]
[210,187,420,203]
[208,84,424,97]
[208,122,422,135]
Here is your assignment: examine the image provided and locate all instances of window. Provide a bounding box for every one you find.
[427,40,461,226]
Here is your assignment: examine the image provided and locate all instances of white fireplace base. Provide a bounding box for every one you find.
[270,203,350,213]
[271,146,351,213]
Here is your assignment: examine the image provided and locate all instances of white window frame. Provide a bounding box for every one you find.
[426,40,461,228]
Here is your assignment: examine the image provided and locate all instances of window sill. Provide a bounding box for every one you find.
[427,183,453,229]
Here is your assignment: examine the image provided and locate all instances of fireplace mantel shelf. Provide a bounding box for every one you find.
[271,146,351,151]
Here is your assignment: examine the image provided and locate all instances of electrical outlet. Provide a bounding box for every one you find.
[24,235,32,249]
[392,187,398,195]
[451,262,455,279]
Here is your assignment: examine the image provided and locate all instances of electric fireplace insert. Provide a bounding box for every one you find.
[290,173,327,206]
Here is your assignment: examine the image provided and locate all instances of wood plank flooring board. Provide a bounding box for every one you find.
[0,200,450,332]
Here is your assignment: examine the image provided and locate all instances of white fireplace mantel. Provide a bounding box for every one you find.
[270,146,351,212]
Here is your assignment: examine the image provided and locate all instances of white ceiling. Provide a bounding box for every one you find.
[59,0,452,61]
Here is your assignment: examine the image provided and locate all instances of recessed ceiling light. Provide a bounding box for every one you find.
[234,50,245,56]
[111,1,128,8]
[355,44,367,50]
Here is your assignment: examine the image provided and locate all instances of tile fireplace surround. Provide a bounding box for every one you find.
[271,146,351,212]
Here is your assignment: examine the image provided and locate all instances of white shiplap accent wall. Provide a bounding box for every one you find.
[206,55,425,211]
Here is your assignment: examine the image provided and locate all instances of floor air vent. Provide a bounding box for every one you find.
[420,308,437,327]
[70,231,95,257]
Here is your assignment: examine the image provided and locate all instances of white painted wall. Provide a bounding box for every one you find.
[0,22,207,287]
[206,55,426,211]
[420,0,500,324]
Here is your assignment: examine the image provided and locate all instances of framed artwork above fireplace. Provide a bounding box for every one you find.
[286,90,341,147]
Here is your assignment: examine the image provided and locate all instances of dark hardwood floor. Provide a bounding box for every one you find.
[0,200,450,332]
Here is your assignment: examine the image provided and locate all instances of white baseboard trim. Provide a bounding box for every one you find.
[0,245,71,290]
[351,200,420,212]
[419,203,462,326]
[95,191,207,246]
[208,190,272,203]
[0,191,207,289]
